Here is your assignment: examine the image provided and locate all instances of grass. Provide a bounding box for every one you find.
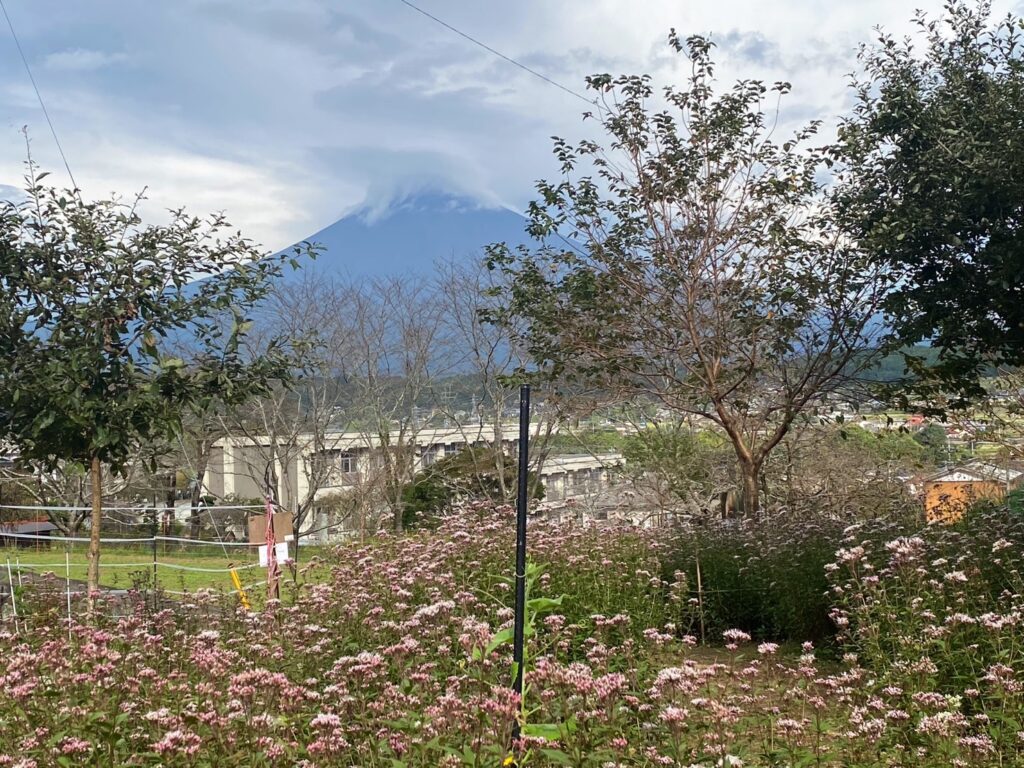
[1,542,331,595]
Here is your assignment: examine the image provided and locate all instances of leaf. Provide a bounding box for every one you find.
[483,627,514,657]
[523,722,563,740]
[526,595,564,615]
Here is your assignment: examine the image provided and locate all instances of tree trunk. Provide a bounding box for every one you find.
[739,461,761,518]
[86,456,103,614]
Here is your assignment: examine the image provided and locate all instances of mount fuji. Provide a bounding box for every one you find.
[283,191,532,279]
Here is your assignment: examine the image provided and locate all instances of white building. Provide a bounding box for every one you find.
[540,454,622,502]
[206,426,622,539]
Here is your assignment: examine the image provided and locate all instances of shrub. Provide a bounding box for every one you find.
[829,507,1024,684]
[662,514,853,642]
[829,506,1024,756]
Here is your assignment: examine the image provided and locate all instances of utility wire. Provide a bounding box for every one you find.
[394,0,597,107]
[0,0,79,191]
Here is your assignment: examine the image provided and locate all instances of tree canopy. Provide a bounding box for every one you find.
[400,447,543,528]
[0,164,312,595]
[836,0,1024,402]
[487,33,891,514]
[0,169,306,472]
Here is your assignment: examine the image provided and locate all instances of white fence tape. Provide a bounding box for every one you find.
[0,531,253,546]
[13,561,259,574]
[155,536,252,548]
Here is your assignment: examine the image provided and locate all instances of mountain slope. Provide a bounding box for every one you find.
[286,191,531,278]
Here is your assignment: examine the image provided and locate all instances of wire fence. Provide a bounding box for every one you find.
[0,502,268,544]
[0,503,287,628]
[1,547,273,637]
[0,504,267,512]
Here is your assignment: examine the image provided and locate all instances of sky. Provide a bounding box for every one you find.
[1,0,1020,252]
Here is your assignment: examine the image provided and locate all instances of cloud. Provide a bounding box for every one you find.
[0,183,23,201]
[716,31,783,67]
[43,48,127,72]
[318,145,505,223]
[0,0,1019,252]
[77,140,325,251]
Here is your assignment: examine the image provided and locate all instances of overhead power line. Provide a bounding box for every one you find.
[395,0,597,107]
[0,0,80,191]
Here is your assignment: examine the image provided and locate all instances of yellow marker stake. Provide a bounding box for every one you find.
[229,568,251,610]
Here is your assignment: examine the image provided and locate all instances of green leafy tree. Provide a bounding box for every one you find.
[835,1,1024,403]
[913,422,951,464]
[488,34,891,514]
[621,423,734,518]
[0,165,311,601]
[840,424,926,464]
[400,447,543,529]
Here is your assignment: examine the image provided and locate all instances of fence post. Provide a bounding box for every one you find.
[695,550,706,644]
[65,551,72,643]
[5,558,17,633]
[151,507,159,609]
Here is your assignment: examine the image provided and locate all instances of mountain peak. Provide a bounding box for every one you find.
[348,188,506,225]
[290,189,530,278]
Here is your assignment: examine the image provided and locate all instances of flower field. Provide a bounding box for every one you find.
[2,505,1023,766]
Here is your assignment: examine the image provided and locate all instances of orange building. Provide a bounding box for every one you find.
[923,462,1023,523]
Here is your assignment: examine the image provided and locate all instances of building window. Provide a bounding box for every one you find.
[319,449,357,474]
[336,451,357,473]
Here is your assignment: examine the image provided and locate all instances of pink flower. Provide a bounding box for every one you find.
[659,706,688,725]
[58,737,91,755]
[152,729,202,756]
[835,546,866,565]
[722,629,751,644]
[884,536,925,566]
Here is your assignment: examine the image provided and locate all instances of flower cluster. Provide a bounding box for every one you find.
[1,505,1021,766]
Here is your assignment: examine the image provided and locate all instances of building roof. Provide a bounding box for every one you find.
[0,520,58,535]
[214,423,528,452]
[541,453,623,474]
[927,461,1024,484]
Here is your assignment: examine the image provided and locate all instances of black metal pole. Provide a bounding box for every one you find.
[511,384,530,742]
